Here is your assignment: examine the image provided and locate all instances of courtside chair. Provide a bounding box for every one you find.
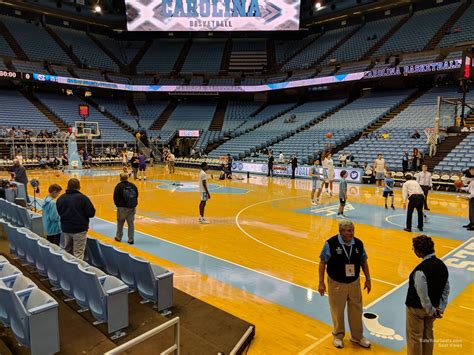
[98,241,121,278]
[0,275,36,327]
[0,262,22,279]
[69,262,107,312]
[45,248,66,291]
[0,286,60,355]
[13,228,27,262]
[77,265,129,339]
[85,237,105,269]
[129,255,173,315]
[113,247,136,290]
[21,231,40,268]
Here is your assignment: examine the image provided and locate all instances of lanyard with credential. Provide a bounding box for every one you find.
[341,242,353,262]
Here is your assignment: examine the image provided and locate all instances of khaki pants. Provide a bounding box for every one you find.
[63,231,88,260]
[327,277,363,340]
[116,207,135,242]
[406,307,435,355]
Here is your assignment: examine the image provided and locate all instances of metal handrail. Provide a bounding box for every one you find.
[104,317,180,355]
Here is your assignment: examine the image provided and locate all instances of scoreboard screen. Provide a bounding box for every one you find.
[125,0,300,31]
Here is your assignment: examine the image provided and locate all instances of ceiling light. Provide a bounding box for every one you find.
[315,2,322,9]
[94,5,102,13]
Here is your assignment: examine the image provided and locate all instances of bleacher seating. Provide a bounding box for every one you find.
[189,76,204,85]
[74,68,105,81]
[181,40,225,75]
[94,98,138,129]
[436,134,474,172]
[374,4,459,56]
[209,78,235,86]
[275,34,317,66]
[136,40,185,74]
[194,131,223,152]
[0,30,15,58]
[268,91,413,164]
[437,4,474,48]
[324,15,405,64]
[93,34,142,65]
[398,53,440,67]
[209,100,345,159]
[0,90,58,133]
[51,25,119,71]
[221,101,262,133]
[134,101,169,130]
[336,61,371,74]
[1,16,72,65]
[345,86,474,170]
[11,60,50,75]
[283,26,357,71]
[50,65,71,77]
[36,92,134,141]
[161,102,217,131]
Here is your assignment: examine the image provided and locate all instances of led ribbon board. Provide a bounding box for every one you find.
[31,59,462,93]
[125,0,301,31]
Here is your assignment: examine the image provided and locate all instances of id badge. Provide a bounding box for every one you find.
[345,264,355,277]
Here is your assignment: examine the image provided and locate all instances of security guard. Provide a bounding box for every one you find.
[318,220,372,349]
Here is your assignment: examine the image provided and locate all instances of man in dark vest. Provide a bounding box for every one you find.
[405,235,449,355]
[318,220,372,349]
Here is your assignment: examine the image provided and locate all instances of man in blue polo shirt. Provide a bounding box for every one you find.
[318,220,372,349]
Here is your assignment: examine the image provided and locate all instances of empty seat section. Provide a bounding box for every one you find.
[438,4,474,48]
[324,15,405,64]
[35,92,133,141]
[0,90,58,132]
[137,40,185,74]
[162,102,217,131]
[1,16,71,64]
[374,4,459,56]
[181,40,225,75]
[51,25,118,71]
[283,26,357,71]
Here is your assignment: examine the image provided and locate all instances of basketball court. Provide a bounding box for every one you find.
[15,165,473,354]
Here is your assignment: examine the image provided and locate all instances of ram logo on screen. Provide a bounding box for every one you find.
[125,0,301,31]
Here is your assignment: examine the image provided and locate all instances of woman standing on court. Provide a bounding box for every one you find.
[322,151,335,196]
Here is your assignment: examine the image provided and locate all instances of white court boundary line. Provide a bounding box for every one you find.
[364,237,474,309]
[235,196,397,287]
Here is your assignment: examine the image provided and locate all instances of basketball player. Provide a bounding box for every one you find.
[373,154,386,193]
[384,172,395,209]
[198,162,211,224]
[310,160,323,205]
[138,152,147,181]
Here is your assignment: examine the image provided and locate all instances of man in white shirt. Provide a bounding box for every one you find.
[198,162,211,224]
[416,165,432,211]
[462,168,474,230]
[373,154,386,192]
[279,151,285,163]
[402,175,425,232]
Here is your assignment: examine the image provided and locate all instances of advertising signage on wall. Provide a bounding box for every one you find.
[28,58,463,93]
[125,0,301,31]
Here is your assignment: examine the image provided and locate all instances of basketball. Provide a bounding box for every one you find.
[55,173,61,177]
[454,180,464,188]
[325,132,333,139]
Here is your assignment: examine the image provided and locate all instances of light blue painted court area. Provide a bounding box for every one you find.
[88,215,474,351]
[150,179,250,194]
[294,202,470,241]
[32,195,473,350]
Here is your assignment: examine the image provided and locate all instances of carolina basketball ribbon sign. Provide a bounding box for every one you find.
[125,0,301,31]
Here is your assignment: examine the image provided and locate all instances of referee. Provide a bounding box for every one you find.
[402,175,425,232]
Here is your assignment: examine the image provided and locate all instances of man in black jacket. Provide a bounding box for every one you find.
[290,155,297,179]
[405,235,449,355]
[114,173,139,244]
[57,178,96,260]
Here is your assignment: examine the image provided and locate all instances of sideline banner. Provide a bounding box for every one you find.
[232,161,364,183]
